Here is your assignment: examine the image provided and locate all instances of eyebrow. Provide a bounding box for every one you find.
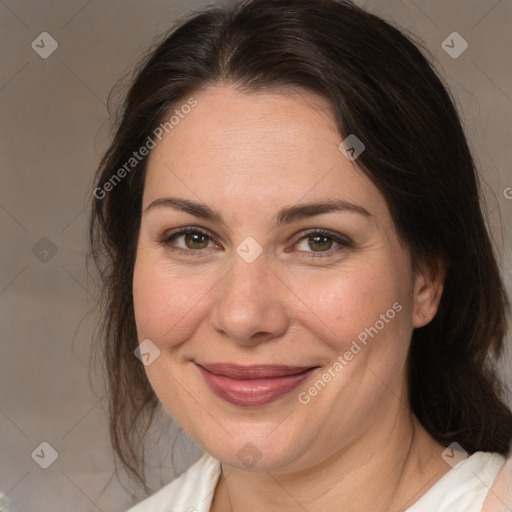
[143,196,372,230]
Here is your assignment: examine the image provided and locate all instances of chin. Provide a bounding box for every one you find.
[200,429,309,473]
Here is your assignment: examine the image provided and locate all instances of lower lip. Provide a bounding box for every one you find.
[197,365,317,407]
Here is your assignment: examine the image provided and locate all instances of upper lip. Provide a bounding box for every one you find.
[196,363,318,380]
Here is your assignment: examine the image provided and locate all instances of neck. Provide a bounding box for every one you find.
[212,410,450,512]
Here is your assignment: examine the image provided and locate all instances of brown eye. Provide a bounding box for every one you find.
[308,234,334,252]
[162,228,216,253]
[183,232,209,249]
[292,229,352,258]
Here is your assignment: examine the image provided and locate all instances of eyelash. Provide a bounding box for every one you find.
[159,226,353,259]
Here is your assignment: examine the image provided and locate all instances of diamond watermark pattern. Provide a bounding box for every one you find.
[31,441,59,469]
[236,236,263,263]
[441,442,468,469]
[32,237,58,263]
[236,442,263,468]
[134,338,161,366]
[339,134,366,161]
[441,32,468,59]
[31,32,59,59]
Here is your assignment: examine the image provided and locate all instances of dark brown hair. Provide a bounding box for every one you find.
[89,0,512,488]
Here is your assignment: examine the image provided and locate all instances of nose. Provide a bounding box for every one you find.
[210,252,289,346]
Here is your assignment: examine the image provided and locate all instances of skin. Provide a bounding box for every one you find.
[133,85,449,511]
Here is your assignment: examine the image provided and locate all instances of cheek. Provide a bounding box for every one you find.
[283,259,411,356]
[132,253,216,345]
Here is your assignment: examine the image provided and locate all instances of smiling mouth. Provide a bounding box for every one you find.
[195,362,320,406]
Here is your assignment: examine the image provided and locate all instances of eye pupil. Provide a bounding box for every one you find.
[185,232,208,249]
[309,235,333,251]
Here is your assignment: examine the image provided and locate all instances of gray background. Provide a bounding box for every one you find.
[0,0,511,510]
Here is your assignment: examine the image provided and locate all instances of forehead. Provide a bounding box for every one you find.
[143,85,388,223]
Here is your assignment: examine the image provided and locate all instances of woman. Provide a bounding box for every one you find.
[89,0,512,510]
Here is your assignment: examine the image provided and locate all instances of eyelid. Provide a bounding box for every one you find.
[163,226,213,239]
[160,226,222,253]
[293,228,352,244]
[160,226,352,257]
[288,228,353,257]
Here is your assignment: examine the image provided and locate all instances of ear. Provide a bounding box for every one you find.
[412,258,446,329]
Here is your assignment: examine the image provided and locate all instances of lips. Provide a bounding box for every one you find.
[195,363,319,406]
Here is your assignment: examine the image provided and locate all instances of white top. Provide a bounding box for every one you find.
[127,451,506,512]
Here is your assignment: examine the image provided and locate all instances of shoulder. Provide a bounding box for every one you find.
[126,452,221,512]
[482,451,512,512]
[406,451,507,512]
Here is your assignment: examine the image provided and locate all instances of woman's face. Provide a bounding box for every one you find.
[133,85,440,472]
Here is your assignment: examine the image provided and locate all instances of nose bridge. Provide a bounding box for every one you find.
[228,251,262,293]
[211,249,288,344]
[223,250,271,315]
